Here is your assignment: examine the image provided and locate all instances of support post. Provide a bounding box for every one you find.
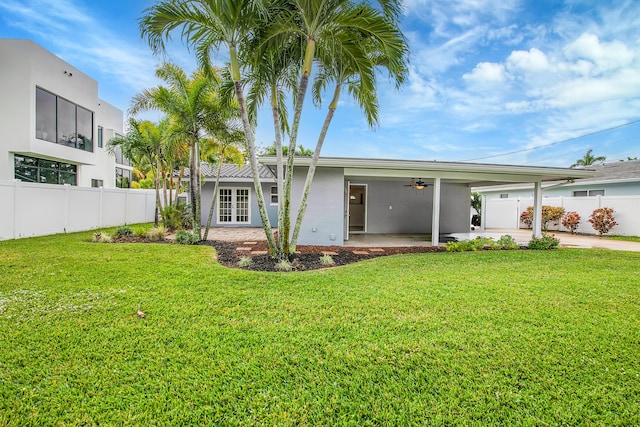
[431,177,441,246]
[533,180,543,238]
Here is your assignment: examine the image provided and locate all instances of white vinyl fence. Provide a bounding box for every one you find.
[0,180,156,240]
[484,195,640,236]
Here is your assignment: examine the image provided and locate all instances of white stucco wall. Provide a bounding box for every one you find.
[0,39,123,187]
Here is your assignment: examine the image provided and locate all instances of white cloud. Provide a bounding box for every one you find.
[462,62,506,86]
[506,48,550,73]
[564,33,634,74]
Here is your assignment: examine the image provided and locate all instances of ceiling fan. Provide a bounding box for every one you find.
[404,178,427,190]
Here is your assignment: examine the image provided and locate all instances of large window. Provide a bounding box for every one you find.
[116,167,131,188]
[14,155,77,186]
[35,87,93,152]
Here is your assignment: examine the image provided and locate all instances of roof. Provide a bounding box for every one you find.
[258,156,596,186]
[475,160,640,192]
[200,163,275,181]
[573,160,640,184]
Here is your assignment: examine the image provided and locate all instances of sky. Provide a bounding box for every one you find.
[1,0,639,167]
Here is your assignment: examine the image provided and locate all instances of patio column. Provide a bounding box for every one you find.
[533,180,543,238]
[431,177,441,246]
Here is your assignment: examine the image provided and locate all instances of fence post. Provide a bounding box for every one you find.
[99,186,104,228]
[64,183,71,233]
[12,179,20,239]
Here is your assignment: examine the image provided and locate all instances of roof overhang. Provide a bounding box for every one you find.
[259,156,596,186]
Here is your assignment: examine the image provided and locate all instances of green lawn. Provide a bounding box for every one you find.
[1,230,639,425]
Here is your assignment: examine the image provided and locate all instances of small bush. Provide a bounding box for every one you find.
[115,226,133,237]
[134,227,148,238]
[146,227,166,241]
[93,232,112,243]
[275,259,292,271]
[175,229,200,245]
[588,207,618,236]
[446,237,498,252]
[496,235,519,250]
[521,206,565,230]
[561,211,581,234]
[320,254,335,266]
[161,205,185,231]
[520,210,533,229]
[237,257,253,268]
[528,233,560,250]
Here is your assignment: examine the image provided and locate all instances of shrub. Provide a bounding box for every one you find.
[520,210,533,229]
[92,232,112,243]
[561,211,581,234]
[496,235,519,250]
[275,259,292,272]
[175,229,200,245]
[115,226,133,237]
[237,257,253,268]
[161,206,183,231]
[528,233,560,250]
[146,227,166,241]
[522,206,565,230]
[446,237,498,252]
[588,207,618,235]
[134,227,148,238]
[320,254,335,266]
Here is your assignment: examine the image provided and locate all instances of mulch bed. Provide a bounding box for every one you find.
[104,234,445,272]
[199,240,445,272]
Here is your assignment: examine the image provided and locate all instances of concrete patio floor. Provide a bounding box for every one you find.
[199,227,640,252]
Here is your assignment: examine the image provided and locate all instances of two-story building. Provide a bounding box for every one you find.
[0,39,130,189]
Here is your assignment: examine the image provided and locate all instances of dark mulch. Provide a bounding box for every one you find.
[199,240,445,272]
[104,234,445,272]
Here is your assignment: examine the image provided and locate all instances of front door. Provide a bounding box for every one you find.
[218,188,250,224]
[348,184,367,233]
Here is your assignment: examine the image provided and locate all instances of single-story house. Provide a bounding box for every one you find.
[199,157,595,246]
[473,160,640,235]
[476,160,640,199]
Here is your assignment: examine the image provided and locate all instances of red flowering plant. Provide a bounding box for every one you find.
[561,211,581,234]
[588,207,618,236]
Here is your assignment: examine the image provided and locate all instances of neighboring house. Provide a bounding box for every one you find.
[0,39,127,189]
[477,160,640,199]
[475,161,640,235]
[201,157,594,246]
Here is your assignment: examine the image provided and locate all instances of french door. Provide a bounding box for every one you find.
[218,188,250,224]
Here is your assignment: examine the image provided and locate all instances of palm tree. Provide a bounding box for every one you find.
[571,149,607,168]
[140,0,278,250]
[129,63,235,238]
[139,0,408,259]
[200,130,246,241]
[109,119,167,226]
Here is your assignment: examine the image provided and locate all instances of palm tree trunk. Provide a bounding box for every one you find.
[173,167,185,208]
[271,83,285,253]
[189,142,199,234]
[203,159,223,241]
[229,45,277,254]
[291,85,340,252]
[194,139,202,239]
[153,157,162,227]
[282,38,316,257]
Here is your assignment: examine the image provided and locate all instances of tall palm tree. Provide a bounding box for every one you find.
[109,119,167,226]
[139,0,408,259]
[140,0,278,250]
[200,129,246,241]
[571,149,607,168]
[130,63,234,238]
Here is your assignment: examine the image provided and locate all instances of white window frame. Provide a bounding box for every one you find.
[270,186,278,206]
[217,187,251,224]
